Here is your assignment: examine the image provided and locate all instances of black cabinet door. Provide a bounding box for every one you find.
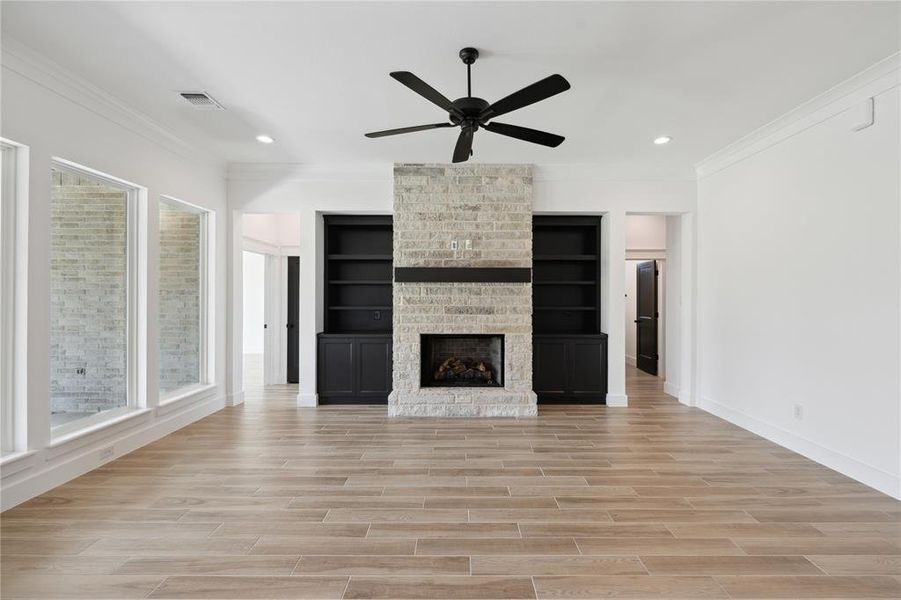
[534,335,607,404]
[570,338,606,402]
[356,337,392,398]
[533,338,569,398]
[318,337,355,396]
[318,334,392,404]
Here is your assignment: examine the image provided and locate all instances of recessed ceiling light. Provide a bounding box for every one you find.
[256,135,274,144]
[653,136,672,145]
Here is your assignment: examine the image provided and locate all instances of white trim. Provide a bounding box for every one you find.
[0,139,29,456]
[626,249,666,260]
[605,393,628,407]
[625,355,637,367]
[663,381,680,398]
[158,195,215,397]
[158,382,217,411]
[697,395,900,500]
[49,159,146,439]
[0,450,37,479]
[297,392,318,408]
[1,36,220,169]
[244,236,281,256]
[696,53,901,178]
[48,408,152,450]
[0,394,225,511]
[1,139,28,456]
[226,391,245,407]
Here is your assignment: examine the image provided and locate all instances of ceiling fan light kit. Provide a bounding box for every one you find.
[365,47,571,163]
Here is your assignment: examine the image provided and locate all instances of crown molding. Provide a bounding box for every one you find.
[1,36,223,170]
[227,161,695,184]
[227,162,391,182]
[696,52,901,179]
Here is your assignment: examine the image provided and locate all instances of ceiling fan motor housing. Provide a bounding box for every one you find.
[459,47,479,65]
[451,97,490,127]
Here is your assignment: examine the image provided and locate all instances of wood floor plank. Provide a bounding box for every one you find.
[147,575,349,599]
[294,555,470,575]
[532,575,727,598]
[366,522,520,538]
[114,556,299,576]
[807,555,901,575]
[472,556,646,576]
[250,537,416,555]
[416,538,580,555]
[576,537,743,555]
[343,576,537,599]
[716,575,901,598]
[640,555,823,575]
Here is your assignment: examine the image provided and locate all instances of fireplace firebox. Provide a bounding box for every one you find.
[420,334,504,388]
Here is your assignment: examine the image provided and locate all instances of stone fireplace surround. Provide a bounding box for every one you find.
[388,163,537,417]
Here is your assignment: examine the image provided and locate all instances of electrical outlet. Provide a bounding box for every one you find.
[76,368,86,376]
[793,404,803,420]
[449,240,458,251]
[99,446,114,461]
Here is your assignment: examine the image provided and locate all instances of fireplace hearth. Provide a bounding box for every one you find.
[421,334,504,388]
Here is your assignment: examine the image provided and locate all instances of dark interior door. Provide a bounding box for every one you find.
[287,257,299,384]
[635,260,658,376]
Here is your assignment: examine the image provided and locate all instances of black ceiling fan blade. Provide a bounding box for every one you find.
[365,123,454,138]
[479,74,570,120]
[390,72,464,118]
[483,121,564,148]
[452,127,474,163]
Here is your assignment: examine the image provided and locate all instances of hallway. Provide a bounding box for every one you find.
[1,370,899,599]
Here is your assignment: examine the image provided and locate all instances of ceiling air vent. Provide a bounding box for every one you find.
[179,92,224,110]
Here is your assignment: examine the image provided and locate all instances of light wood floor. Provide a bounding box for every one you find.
[2,368,900,599]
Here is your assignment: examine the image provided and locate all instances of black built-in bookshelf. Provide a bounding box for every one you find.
[318,216,393,404]
[532,216,608,403]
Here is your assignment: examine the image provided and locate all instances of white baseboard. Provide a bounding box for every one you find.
[297,392,318,407]
[697,395,900,500]
[663,381,680,398]
[0,395,226,511]
[606,393,628,407]
[226,391,244,407]
[625,355,637,367]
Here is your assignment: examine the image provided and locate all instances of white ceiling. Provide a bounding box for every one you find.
[2,1,898,179]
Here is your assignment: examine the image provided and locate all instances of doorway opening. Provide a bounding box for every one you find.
[242,250,266,389]
[625,214,666,380]
[241,213,301,397]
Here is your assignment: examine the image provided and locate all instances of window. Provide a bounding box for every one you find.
[49,162,139,435]
[1,140,21,454]
[158,197,210,398]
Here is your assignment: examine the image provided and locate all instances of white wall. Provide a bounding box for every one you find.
[242,251,265,354]
[696,61,900,498]
[227,164,696,408]
[626,215,667,250]
[0,48,229,510]
[243,212,301,249]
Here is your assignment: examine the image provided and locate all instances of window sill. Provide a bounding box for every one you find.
[157,383,217,415]
[0,449,38,478]
[48,408,152,450]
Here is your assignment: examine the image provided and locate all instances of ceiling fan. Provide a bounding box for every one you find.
[365,47,571,163]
